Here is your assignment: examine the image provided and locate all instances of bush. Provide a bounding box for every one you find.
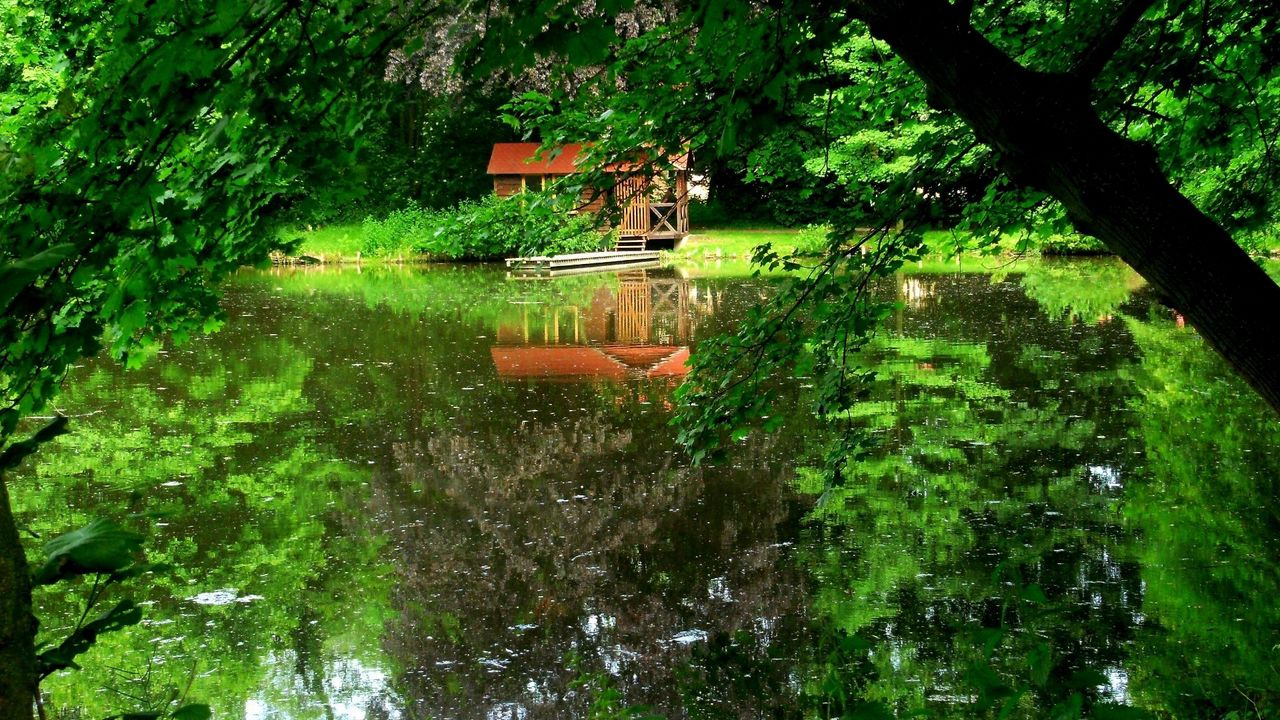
[793,224,832,255]
[1038,234,1110,256]
[360,194,612,260]
[361,205,435,257]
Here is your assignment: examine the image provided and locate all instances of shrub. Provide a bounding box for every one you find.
[793,224,832,255]
[360,204,438,257]
[1038,234,1110,256]
[360,194,612,260]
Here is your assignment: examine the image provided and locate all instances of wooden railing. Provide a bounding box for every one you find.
[617,176,649,236]
[648,198,689,236]
[616,175,690,238]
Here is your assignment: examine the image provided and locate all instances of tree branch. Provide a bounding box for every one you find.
[852,0,1280,415]
[1072,0,1160,82]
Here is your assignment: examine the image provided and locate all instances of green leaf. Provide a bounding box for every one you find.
[1020,583,1048,604]
[32,518,145,586]
[171,704,212,720]
[38,599,143,677]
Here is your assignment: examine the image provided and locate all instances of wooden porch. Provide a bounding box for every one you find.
[613,173,691,251]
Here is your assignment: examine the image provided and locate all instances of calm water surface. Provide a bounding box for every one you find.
[13,259,1279,719]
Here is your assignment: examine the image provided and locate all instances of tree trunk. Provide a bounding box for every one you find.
[0,476,36,720]
[856,0,1280,414]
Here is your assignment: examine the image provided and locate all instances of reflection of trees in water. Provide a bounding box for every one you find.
[367,389,813,718]
[1119,317,1280,716]
[792,270,1280,716]
[797,273,1155,715]
[1015,258,1141,325]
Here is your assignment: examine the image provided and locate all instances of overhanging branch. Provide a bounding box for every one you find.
[1072,0,1160,82]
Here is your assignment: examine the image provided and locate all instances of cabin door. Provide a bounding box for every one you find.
[617,175,650,236]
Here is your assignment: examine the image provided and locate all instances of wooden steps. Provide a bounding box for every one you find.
[615,235,647,252]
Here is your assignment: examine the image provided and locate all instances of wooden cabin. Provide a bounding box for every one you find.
[486,142,690,250]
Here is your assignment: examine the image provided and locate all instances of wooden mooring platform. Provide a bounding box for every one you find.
[506,251,662,276]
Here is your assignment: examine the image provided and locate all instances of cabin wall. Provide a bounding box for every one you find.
[579,186,607,214]
[493,173,609,215]
[494,174,522,198]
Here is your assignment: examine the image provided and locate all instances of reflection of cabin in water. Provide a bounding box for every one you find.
[491,270,698,380]
[487,143,690,251]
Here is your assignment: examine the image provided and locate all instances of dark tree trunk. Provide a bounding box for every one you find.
[0,476,36,720]
[856,0,1280,414]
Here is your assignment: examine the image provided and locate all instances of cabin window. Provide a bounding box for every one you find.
[524,175,544,192]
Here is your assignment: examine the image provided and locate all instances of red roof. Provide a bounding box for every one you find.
[487,143,689,175]
[487,143,585,175]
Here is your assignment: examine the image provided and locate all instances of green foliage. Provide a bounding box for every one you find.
[25,514,203,720]
[1018,259,1137,323]
[32,517,145,586]
[360,194,610,259]
[1038,235,1109,256]
[0,0,432,710]
[286,85,519,225]
[14,307,390,717]
[0,0,412,438]
[361,205,436,257]
[30,518,149,677]
[1118,314,1280,717]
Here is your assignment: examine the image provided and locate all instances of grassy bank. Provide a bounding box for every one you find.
[281,224,1096,263]
[283,221,1280,264]
[279,223,365,262]
[280,195,608,262]
[669,228,823,259]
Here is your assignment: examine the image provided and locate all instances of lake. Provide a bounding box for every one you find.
[13,258,1279,719]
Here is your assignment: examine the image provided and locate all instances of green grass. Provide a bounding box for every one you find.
[674,227,1038,260]
[281,222,365,260]
[283,221,1278,265]
[284,224,818,262]
[283,217,1278,264]
[669,228,822,259]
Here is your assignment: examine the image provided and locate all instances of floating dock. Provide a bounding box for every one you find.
[505,251,662,276]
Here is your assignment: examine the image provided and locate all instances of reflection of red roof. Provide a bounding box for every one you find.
[492,346,626,379]
[491,345,691,380]
[487,143,689,175]
[648,347,690,377]
[602,345,681,368]
[487,143,584,175]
